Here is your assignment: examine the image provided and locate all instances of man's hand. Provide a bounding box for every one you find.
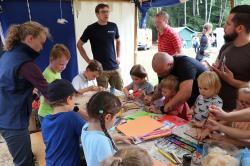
[116,57,121,64]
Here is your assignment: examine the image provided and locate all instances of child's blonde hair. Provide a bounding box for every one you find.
[101,146,153,166]
[130,64,147,79]
[197,71,221,95]
[159,75,179,92]
[50,44,71,61]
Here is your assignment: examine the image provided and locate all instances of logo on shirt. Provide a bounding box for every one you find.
[107,30,115,33]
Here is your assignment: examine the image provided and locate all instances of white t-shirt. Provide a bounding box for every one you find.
[72,72,97,91]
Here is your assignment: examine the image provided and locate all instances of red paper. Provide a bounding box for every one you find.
[158,115,188,126]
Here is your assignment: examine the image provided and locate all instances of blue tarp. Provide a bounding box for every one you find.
[0,0,78,81]
[139,0,184,28]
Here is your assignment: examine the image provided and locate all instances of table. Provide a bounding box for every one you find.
[75,92,197,165]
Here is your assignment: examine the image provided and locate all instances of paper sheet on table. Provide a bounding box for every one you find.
[117,116,163,137]
[125,110,158,120]
[158,115,188,126]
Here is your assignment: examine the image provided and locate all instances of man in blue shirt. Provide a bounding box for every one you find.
[77,3,123,90]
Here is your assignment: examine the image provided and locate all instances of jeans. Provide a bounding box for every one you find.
[0,128,34,166]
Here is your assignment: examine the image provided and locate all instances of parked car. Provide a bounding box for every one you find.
[137,28,152,50]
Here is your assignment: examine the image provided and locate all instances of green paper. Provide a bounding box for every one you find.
[125,109,158,120]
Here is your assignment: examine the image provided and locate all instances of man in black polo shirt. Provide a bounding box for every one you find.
[145,52,207,113]
[77,3,123,90]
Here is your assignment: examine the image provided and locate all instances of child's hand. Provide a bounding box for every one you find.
[113,135,133,144]
[147,105,161,114]
[207,118,221,131]
[127,94,135,100]
[209,105,228,120]
[144,95,153,106]
[88,86,99,91]
[98,86,105,91]
[190,120,205,128]
[197,128,211,141]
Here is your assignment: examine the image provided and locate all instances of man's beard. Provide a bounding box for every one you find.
[224,31,238,43]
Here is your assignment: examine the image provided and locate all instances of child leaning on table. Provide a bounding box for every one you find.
[147,75,192,121]
[72,60,104,94]
[101,146,153,166]
[205,84,250,145]
[123,64,154,100]
[191,71,223,127]
[41,79,86,166]
[38,44,70,123]
[81,91,133,166]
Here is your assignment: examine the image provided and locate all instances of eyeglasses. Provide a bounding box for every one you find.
[99,10,110,14]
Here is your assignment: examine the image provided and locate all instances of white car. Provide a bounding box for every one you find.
[137,28,152,50]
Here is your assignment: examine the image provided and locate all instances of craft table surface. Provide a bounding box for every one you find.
[75,92,197,165]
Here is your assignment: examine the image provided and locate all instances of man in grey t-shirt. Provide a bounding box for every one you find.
[212,5,250,111]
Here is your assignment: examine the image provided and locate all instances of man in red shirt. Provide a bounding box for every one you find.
[155,11,183,56]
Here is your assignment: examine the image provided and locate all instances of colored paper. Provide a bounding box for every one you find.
[125,110,158,120]
[117,116,163,137]
[158,115,188,126]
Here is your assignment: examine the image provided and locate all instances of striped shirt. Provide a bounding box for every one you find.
[158,25,182,55]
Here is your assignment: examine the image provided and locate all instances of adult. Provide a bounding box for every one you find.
[77,3,123,90]
[0,21,49,165]
[211,5,250,111]
[145,52,206,112]
[155,11,183,56]
[192,36,200,53]
[196,23,213,61]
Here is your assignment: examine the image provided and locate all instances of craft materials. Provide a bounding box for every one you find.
[155,135,196,160]
[116,116,163,137]
[158,115,188,126]
[157,147,177,164]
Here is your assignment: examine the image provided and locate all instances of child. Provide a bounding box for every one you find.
[148,75,191,121]
[41,79,86,166]
[101,146,153,166]
[205,84,250,145]
[192,71,222,126]
[38,44,70,123]
[72,60,103,94]
[81,91,133,166]
[123,64,153,100]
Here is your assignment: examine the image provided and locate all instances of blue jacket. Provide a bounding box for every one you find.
[0,43,40,129]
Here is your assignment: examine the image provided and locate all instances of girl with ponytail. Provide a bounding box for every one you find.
[81,91,133,166]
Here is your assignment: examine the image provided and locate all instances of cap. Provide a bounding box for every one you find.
[48,79,78,102]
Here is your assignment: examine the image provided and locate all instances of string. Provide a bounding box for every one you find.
[59,0,63,19]
[26,0,32,21]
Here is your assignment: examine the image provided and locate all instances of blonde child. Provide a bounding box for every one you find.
[192,71,222,126]
[72,60,103,94]
[123,64,153,100]
[41,79,86,166]
[206,84,250,146]
[81,91,133,166]
[38,44,70,123]
[148,75,191,120]
[101,146,153,166]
